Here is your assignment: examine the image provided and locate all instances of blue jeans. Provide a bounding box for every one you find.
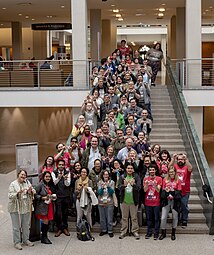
[98,204,114,233]
[181,193,190,223]
[145,205,160,235]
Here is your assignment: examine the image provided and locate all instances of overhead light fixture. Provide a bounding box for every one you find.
[113,9,119,13]
[161,3,166,5]
[159,8,165,12]
[118,18,123,21]
[18,13,22,16]
[31,18,35,21]
[209,6,213,8]
[25,15,29,18]
[116,14,121,18]
[136,13,144,16]
[1,24,4,26]
[61,5,65,8]
[158,13,164,17]
[2,7,6,10]
[111,5,115,7]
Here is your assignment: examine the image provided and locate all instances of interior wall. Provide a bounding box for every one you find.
[204,107,214,134]
[0,107,72,146]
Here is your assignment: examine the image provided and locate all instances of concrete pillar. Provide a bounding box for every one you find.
[22,27,33,60]
[59,32,65,46]
[186,0,202,143]
[101,20,117,58]
[33,31,48,59]
[90,9,101,61]
[167,16,176,59]
[11,22,22,59]
[72,0,88,87]
[176,7,185,59]
[47,31,52,57]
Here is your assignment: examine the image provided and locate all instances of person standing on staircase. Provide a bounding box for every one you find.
[159,166,182,241]
[169,153,192,228]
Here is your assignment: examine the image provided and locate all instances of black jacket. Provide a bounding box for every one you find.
[119,172,141,206]
[35,181,55,216]
[160,189,182,213]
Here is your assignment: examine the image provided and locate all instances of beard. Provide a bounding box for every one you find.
[177,161,185,167]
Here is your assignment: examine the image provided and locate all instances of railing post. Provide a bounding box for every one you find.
[37,62,40,89]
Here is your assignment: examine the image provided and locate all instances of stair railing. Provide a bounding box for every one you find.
[166,57,214,234]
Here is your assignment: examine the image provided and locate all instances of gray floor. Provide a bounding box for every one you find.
[0,170,214,255]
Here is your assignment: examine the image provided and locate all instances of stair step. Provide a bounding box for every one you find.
[152,123,179,128]
[150,134,182,139]
[150,140,184,145]
[153,115,176,119]
[68,222,209,234]
[189,195,202,204]
[152,119,179,124]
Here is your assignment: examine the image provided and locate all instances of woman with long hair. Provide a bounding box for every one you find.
[75,168,93,227]
[159,167,182,241]
[38,156,55,180]
[157,150,171,178]
[35,171,56,244]
[8,169,35,250]
[97,170,115,237]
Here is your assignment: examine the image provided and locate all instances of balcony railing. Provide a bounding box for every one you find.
[170,58,214,89]
[0,59,99,89]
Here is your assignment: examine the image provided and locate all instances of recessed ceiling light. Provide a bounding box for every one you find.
[61,5,65,8]
[205,9,209,12]
[2,7,6,10]
[118,17,123,21]
[158,13,164,17]
[18,13,22,16]
[161,3,166,5]
[116,14,121,18]
[136,13,144,16]
[32,18,35,21]
[1,24,4,26]
[111,5,115,7]
[209,6,213,8]
[25,15,29,18]
[159,8,165,12]
[113,9,119,13]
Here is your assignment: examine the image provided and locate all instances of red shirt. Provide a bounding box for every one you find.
[162,178,182,191]
[144,176,162,206]
[119,46,130,57]
[54,151,71,170]
[174,164,192,196]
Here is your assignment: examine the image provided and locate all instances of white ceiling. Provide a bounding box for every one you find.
[0,0,213,28]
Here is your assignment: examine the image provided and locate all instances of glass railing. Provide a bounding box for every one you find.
[167,57,214,234]
[170,58,214,89]
[0,59,99,89]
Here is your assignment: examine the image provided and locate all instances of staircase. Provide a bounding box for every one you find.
[150,84,209,234]
[68,84,209,234]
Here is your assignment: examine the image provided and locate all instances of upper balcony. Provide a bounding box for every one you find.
[0,59,94,107]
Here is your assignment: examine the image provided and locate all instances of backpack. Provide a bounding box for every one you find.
[76,218,95,241]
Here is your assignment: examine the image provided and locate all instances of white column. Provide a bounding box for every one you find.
[90,9,101,62]
[11,22,23,59]
[186,0,202,87]
[72,0,88,88]
[186,0,202,144]
[47,31,52,57]
[176,7,185,59]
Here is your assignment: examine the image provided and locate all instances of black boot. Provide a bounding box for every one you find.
[171,228,176,241]
[159,229,166,240]
[41,223,52,244]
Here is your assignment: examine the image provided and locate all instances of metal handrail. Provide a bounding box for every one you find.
[167,57,214,204]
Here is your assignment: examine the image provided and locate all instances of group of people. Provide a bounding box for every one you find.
[8,41,192,250]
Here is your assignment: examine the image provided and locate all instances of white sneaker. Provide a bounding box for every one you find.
[23,240,34,247]
[14,243,22,250]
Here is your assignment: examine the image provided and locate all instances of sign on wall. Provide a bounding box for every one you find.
[31,23,72,30]
[16,142,39,185]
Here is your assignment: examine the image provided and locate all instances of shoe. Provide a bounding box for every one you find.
[99,231,107,236]
[113,220,117,227]
[41,237,52,244]
[133,232,140,240]
[151,83,156,87]
[55,229,62,237]
[119,234,126,239]
[23,240,34,246]
[145,233,152,239]
[159,229,166,240]
[14,243,22,250]
[109,233,114,238]
[63,229,70,236]
[154,234,159,240]
[182,222,187,228]
[171,228,176,241]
